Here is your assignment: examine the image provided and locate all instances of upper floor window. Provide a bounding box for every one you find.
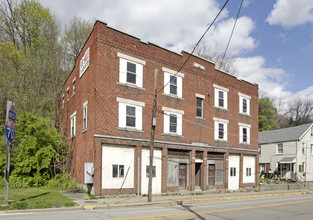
[196,97,203,117]
[83,100,88,131]
[277,143,283,154]
[70,111,76,138]
[118,52,145,88]
[311,128,313,137]
[311,144,313,155]
[62,94,65,109]
[258,146,261,156]
[239,123,251,144]
[302,143,306,154]
[117,97,145,130]
[213,84,228,110]
[72,77,76,96]
[238,93,251,115]
[162,106,184,135]
[214,118,228,141]
[163,67,184,98]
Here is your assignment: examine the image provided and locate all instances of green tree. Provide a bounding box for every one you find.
[259,97,279,131]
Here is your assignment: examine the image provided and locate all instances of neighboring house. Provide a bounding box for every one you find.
[59,20,259,196]
[259,123,313,182]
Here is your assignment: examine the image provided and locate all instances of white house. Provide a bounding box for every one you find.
[259,123,313,182]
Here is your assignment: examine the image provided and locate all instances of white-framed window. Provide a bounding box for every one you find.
[302,143,306,154]
[214,118,228,141]
[196,97,203,118]
[163,67,184,98]
[117,97,144,130]
[238,93,251,115]
[299,163,305,172]
[246,167,251,177]
[72,77,76,96]
[83,100,88,131]
[118,53,145,88]
[70,111,76,138]
[239,123,251,144]
[277,143,283,154]
[162,106,184,135]
[62,94,65,109]
[112,164,124,178]
[230,167,236,176]
[213,84,228,109]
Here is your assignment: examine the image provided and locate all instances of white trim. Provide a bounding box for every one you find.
[72,77,76,83]
[238,92,251,99]
[213,84,229,92]
[196,93,205,99]
[117,52,146,65]
[83,100,88,107]
[162,106,184,115]
[66,86,70,92]
[193,62,205,70]
[213,117,229,124]
[238,122,251,128]
[299,124,313,140]
[116,97,145,107]
[162,67,185,78]
[70,111,77,118]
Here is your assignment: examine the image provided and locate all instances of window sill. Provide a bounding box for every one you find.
[66,99,69,103]
[82,129,87,133]
[213,139,228,143]
[196,116,205,120]
[239,112,251,117]
[239,142,251,146]
[117,82,145,91]
[162,93,184,100]
[116,127,144,133]
[161,133,183,138]
[70,136,76,140]
[214,106,228,111]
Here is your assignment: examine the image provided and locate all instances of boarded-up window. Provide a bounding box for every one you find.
[215,160,224,185]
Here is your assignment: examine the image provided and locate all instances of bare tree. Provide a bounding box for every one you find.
[283,98,313,126]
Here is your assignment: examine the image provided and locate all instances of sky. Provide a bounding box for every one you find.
[39,0,313,108]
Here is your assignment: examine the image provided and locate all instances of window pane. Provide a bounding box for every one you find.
[243,127,247,142]
[127,62,136,84]
[218,91,224,107]
[126,106,135,116]
[170,75,177,85]
[169,114,177,133]
[242,98,247,113]
[126,106,136,127]
[126,116,136,127]
[113,165,118,177]
[127,72,136,84]
[196,98,203,117]
[127,62,136,73]
[218,123,224,139]
[119,165,124,177]
[196,108,202,117]
[170,84,177,95]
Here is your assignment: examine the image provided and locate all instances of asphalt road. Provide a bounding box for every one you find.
[1,193,313,220]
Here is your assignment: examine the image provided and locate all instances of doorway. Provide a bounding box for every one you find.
[179,163,187,188]
[195,163,202,187]
[208,164,215,188]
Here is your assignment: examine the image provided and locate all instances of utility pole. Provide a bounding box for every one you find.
[148,69,157,202]
[4,101,16,206]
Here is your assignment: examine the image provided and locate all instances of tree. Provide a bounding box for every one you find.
[259,97,279,131]
[186,42,237,75]
[61,16,93,70]
[282,98,313,126]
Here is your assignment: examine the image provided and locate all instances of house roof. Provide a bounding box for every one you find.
[259,123,313,144]
[279,157,296,164]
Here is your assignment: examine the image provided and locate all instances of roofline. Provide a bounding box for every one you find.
[299,123,313,140]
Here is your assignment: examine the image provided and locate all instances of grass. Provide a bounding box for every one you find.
[0,187,76,210]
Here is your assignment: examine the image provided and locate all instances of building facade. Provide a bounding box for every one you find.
[59,21,259,195]
[259,123,313,182]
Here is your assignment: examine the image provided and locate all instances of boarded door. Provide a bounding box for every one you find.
[195,163,202,187]
[208,164,215,187]
[179,163,187,188]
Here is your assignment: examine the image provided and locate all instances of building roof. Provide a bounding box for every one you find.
[279,157,296,164]
[259,123,313,144]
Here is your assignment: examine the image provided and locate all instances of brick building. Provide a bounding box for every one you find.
[59,20,259,195]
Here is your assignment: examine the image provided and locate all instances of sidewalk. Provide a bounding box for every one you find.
[61,189,313,210]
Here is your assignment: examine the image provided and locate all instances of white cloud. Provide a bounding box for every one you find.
[266,0,313,28]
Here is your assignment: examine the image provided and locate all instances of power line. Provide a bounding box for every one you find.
[157,0,230,94]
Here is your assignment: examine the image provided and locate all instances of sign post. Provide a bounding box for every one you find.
[4,101,15,206]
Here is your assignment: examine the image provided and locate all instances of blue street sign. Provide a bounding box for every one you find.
[5,124,15,143]
[8,110,16,122]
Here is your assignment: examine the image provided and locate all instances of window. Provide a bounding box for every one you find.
[299,163,305,172]
[164,71,183,98]
[239,93,251,115]
[112,165,124,178]
[72,78,76,96]
[230,167,236,176]
[118,53,145,88]
[162,107,184,135]
[196,97,203,117]
[62,95,65,109]
[246,168,251,177]
[311,128,313,137]
[117,97,144,130]
[239,124,251,144]
[277,143,283,154]
[146,166,156,177]
[214,84,228,109]
[258,146,261,156]
[83,101,88,131]
[214,118,228,141]
[311,144,313,155]
[302,143,306,154]
[126,105,136,127]
[70,112,76,138]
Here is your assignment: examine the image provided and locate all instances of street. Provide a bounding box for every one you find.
[1,193,313,220]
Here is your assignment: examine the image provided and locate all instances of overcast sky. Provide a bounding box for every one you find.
[39,0,313,107]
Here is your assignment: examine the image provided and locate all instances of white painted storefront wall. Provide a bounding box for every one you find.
[102,145,134,189]
[228,155,240,190]
[243,156,255,183]
[141,149,162,195]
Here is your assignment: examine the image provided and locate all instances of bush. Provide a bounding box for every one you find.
[47,173,80,190]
